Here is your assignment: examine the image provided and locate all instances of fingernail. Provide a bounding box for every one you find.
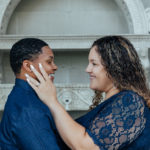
[39,63,42,68]
[26,78,30,82]
[30,65,35,70]
[25,73,29,78]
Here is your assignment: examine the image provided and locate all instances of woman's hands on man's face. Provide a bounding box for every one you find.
[25,63,58,107]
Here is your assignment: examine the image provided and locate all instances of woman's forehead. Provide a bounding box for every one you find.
[89,46,101,60]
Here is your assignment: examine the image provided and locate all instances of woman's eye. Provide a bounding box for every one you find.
[48,61,52,64]
[92,63,96,66]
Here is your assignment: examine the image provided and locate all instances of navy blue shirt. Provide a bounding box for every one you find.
[0,79,68,150]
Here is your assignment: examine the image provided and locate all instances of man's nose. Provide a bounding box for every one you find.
[53,64,58,71]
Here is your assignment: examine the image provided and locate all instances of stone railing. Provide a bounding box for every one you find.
[0,34,150,50]
[0,84,94,111]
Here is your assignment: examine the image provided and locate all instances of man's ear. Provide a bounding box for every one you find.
[22,60,32,73]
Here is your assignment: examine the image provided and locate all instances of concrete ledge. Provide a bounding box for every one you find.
[0,34,150,50]
[0,83,94,111]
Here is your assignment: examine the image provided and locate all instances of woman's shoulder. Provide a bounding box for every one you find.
[118,90,144,101]
[113,90,145,110]
[119,90,140,96]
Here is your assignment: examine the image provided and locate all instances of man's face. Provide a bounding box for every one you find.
[31,46,58,82]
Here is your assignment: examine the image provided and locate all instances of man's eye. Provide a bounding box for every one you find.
[48,61,52,64]
[92,63,96,66]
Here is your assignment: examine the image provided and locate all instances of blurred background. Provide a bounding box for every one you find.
[1,0,150,120]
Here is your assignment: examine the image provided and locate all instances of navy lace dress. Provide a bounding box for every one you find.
[76,90,150,150]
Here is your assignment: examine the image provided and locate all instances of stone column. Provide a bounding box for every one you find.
[136,47,150,85]
[0,51,3,83]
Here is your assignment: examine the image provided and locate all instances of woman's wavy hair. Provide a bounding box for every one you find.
[90,36,150,109]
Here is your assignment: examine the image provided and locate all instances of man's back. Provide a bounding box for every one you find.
[0,79,66,150]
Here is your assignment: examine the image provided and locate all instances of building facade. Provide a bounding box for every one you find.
[1,0,150,119]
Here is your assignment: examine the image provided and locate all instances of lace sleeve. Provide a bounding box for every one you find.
[87,91,146,150]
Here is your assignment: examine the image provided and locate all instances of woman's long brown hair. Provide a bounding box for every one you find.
[90,36,150,109]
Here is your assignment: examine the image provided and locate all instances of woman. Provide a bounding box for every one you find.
[26,36,150,150]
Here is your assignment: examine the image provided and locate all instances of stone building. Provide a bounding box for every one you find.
[1,0,150,120]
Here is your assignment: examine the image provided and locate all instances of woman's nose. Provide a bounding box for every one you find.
[85,64,91,73]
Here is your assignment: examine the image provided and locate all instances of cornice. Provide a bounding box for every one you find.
[0,35,150,50]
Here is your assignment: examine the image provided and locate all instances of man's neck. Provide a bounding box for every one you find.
[16,74,26,81]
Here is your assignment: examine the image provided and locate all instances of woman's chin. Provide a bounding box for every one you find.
[89,84,97,91]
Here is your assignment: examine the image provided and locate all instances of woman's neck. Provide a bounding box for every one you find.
[105,87,120,100]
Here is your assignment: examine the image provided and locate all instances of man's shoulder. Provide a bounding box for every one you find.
[4,86,35,114]
[5,86,30,108]
[9,84,29,98]
[3,83,52,120]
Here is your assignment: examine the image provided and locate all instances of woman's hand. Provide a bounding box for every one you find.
[25,63,58,107]
[25,63,99,150]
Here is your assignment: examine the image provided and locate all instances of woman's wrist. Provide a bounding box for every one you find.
[46,97,59,109]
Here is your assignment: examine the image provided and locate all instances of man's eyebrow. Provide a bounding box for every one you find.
[49,56,54,60]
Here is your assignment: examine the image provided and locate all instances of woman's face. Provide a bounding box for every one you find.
[86,46,113,92]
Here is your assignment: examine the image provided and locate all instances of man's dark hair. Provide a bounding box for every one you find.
[10,38,48,75]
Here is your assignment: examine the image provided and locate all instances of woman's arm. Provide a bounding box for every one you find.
[26,64,99,150]
[47,99,99,150]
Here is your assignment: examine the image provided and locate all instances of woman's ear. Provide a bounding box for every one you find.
[22,60,32,73]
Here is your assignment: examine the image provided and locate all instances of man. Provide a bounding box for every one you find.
[0,38,68,150]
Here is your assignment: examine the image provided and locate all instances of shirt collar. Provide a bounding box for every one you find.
[15,78,34,92]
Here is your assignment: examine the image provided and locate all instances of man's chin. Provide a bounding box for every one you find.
[49,75,54,82]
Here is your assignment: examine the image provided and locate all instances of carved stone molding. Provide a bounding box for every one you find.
[56,84,93,111]
[0,84,94,111]
[0,0,149,34]
[115,0,148,34]
[145,8,150,33]
[0,0,21,34]
[0,52,3,83]
[0,84,12,110]
[0,35,150,50]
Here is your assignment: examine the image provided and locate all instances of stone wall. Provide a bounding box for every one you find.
[1,0,150,120]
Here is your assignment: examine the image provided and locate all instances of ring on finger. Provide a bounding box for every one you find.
[36,82,40,87]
